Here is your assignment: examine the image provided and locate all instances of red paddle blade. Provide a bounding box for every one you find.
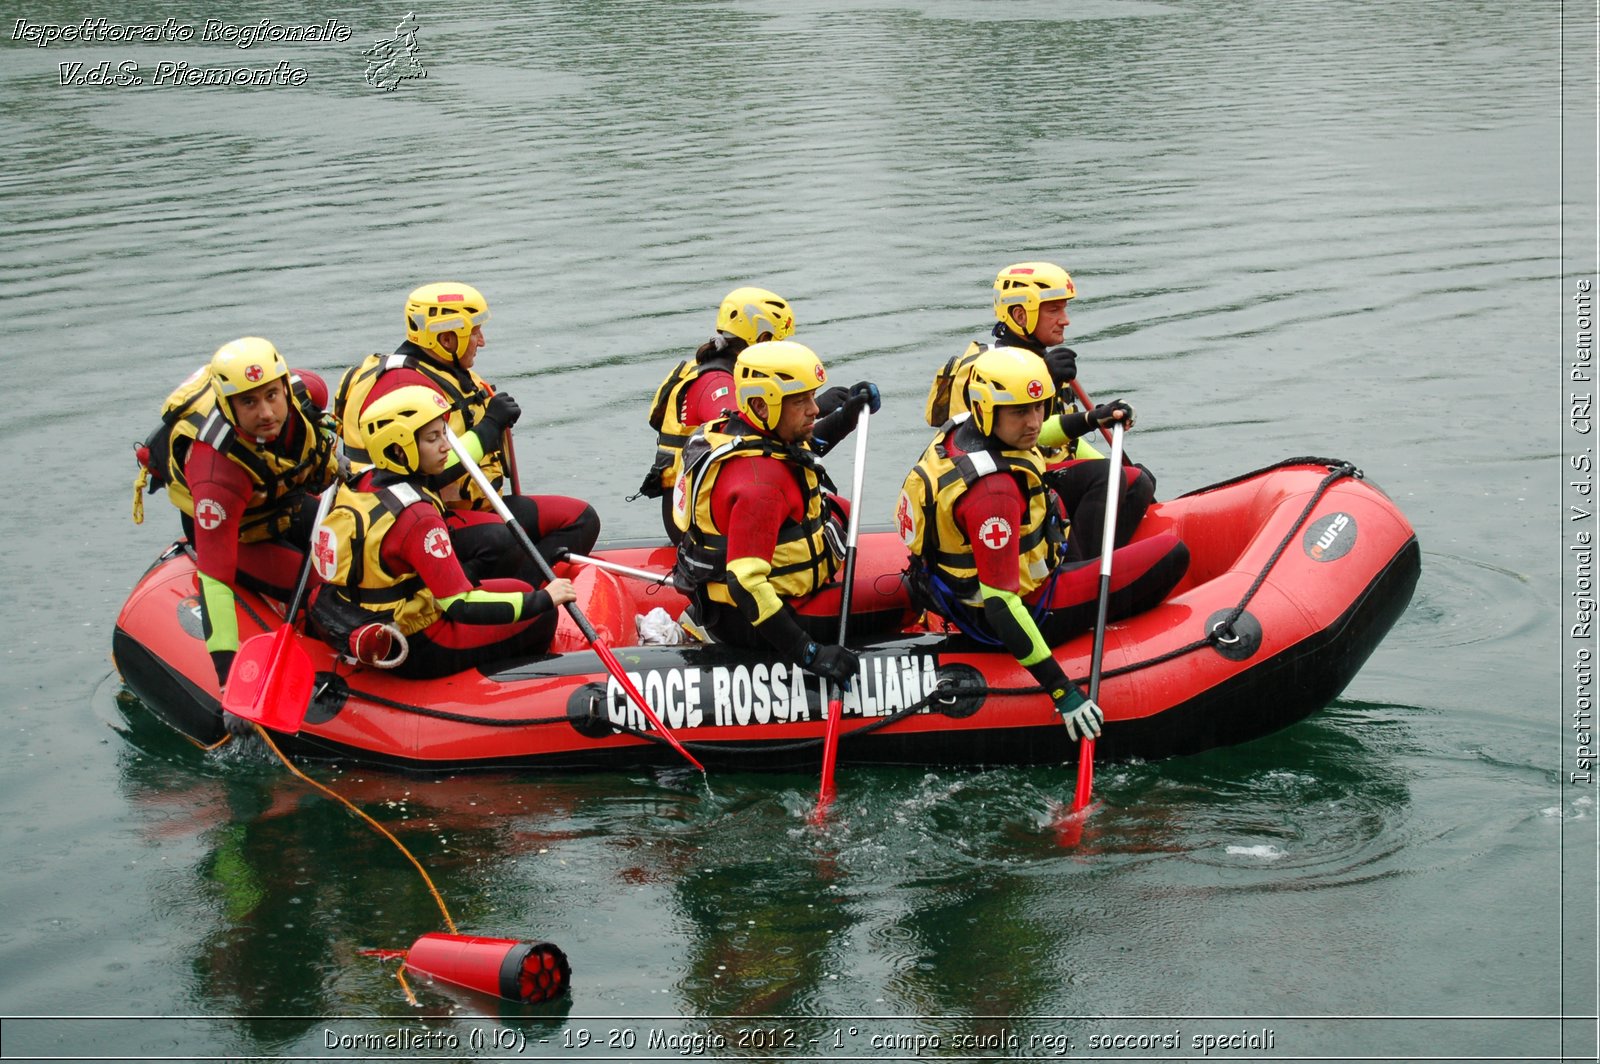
[1054,738,1099,846]
[221,628,314,735]
[813,691,843,823]
[1054,800,1100,847]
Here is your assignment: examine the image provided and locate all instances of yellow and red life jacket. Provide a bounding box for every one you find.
[132,365,335,541]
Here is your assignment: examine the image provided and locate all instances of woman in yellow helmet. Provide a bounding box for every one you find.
[898,347,1188,740]
[134,337,336,691]
[308,386,576,677]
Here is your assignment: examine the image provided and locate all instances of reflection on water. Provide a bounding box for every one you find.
[108,682,1427,1028]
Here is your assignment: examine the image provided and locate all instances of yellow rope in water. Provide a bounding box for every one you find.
[395,966,419,1006]
[253,724,458,935]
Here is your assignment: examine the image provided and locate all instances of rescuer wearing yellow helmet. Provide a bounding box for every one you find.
[132,337,338,692]
[924,262,1155,561]
[636,286,880,543]
[669,340,899,677]
[307,385,577,677]
[334,282,600,591]
[898,347,1189,740]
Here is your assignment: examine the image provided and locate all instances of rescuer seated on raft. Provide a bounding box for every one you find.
[636,285,798,544]
[927,261,1156,560]
[898,346,1190,739]
[306,385,576,678]
[132,337,338,692]
[335,282,600,587]
[669,340,892,682]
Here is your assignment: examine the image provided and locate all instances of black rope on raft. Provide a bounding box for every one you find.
[1173,456,1361,500]
[335,683,577,728]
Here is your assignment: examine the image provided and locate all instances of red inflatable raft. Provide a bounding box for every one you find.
[112,458,1419,772]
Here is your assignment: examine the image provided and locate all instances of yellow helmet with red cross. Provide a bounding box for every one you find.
[734,340,826,431]
[716,287,795,346]
[965,346,1054,435]
[361,385,451,475]
[992,262,1076,335]
[405,282,490,364]
[209,337,289,424]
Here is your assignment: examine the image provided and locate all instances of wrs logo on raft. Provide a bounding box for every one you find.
[1304,511,1357,562]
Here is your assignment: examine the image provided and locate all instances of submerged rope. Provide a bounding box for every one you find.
[252,724,457,935]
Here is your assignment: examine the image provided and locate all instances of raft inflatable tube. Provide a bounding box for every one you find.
[112,458,1420,772]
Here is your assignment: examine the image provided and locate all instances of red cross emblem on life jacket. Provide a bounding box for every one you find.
[194,498,227,531]
[312,526,337,580]
[895,492,916,545]
[245,363,264,383]
[978,516,1013,550]
[1027,379,1044,399]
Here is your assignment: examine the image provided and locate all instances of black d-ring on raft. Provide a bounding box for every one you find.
[1205,608,1262,662]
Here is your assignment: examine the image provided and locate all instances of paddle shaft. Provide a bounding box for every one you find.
[445,428,705,773]
[287,485,339,625]
[818,408,871,807]
[1069,379,1133,467]
[502,424,523,496]
[1071,421,1125,813]
[561,552,672,586]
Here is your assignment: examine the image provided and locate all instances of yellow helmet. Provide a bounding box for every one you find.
[404,282,491,364]
[716,287,795,346]
[209,337,289,424]
[360,385,451,475]
[965,346,1055,435]
[734,340,826,431]
[992,262,1076,335]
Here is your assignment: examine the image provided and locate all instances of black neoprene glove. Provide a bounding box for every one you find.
[811,381,880,455]
[814,386,851,418]
[801,641,861,686]
[1043,346,1078,385]
[845,381,881,414]
[485,392,521,430]
[1086,400,1135,430]
[474,392,521,450]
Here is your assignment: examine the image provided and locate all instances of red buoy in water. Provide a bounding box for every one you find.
[403,933,571,1004]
